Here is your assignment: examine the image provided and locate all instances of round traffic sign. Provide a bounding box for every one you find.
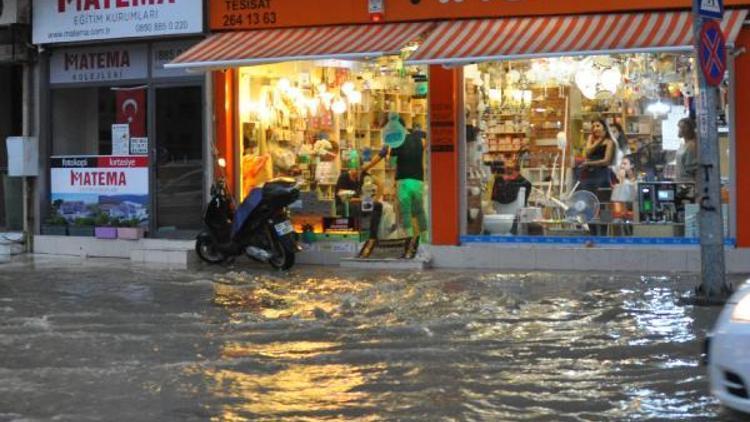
[699,20,727,87]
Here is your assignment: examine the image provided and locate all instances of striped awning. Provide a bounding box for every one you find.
[406,10,748,65]
[167,22,433,70]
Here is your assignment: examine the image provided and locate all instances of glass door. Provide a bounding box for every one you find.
[154,86,204,237]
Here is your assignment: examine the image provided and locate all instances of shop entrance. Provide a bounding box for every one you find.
[0,65,23,230]
[154,86,204,238]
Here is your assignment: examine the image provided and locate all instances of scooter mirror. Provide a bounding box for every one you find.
[217,158,227,168]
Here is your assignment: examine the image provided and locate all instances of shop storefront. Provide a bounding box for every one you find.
[39,0,728,268]
[404,10,746,246]
[33,0,206,238]
[168,21,434,255]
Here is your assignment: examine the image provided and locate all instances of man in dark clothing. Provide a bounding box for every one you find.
[335,169,383,254]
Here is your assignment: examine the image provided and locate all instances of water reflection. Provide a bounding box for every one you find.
[194,269,729,420]
[205,338,382,420]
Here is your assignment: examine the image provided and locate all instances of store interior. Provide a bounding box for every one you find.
[235,57,430,243]
[464,52,732,239]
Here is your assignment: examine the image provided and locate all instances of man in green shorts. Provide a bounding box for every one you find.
[363,115,426,258]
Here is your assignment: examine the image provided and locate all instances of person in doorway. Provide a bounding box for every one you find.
[611,155,638,217]
[577,119,616,194]
[491,157,532,207]
[334,167,384,258]
[675,117,698,182]
[363,113,427,259]
[609,122,628,172]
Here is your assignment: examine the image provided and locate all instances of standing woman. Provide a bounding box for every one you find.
[608,122,628,170]
[675,118,698,182]
[579,119,616,193]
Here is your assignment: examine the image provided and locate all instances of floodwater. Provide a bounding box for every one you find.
[0,256,746,421]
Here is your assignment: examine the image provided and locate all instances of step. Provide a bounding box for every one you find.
[340,256,432,270]
[0,232,26,256]
[130,248,197,268]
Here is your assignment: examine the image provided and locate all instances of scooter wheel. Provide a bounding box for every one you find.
[196,235,226,264]
[268,238,295,271]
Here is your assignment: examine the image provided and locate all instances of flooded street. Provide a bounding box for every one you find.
[0,256,746,421]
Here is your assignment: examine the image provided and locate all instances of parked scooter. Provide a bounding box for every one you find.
[195,167,300,270]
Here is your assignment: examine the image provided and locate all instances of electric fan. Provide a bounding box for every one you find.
[564,190,600,223]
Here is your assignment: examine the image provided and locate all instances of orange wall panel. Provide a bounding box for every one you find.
[210,0,370,30]
[209,0,750,30]
[735,28,750,247]
[212,70,236,194]
[429,65,461,246]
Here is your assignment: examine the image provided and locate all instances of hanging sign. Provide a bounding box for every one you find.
[32,0,203,44]
[699,20,727,87]
[50,155,150,225]
[698,0,724,20]
[49,44,148,85]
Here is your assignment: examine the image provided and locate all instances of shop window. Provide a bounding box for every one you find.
[236,59,430,245]
[464,53,732,243]
[52,86,144,156]
[49,86,150,232]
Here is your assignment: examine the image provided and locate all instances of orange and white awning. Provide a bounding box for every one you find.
[167,22,433,70]
[406,10,747,65]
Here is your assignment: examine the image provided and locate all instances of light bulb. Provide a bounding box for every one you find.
[348,90,362,104]
[488,88,502,102]
[341,82,355,95]
[277,78,291,92]
[320,92,334,108]
[332,98,347,115]
[600,68,622,94]
[306,98,320,116]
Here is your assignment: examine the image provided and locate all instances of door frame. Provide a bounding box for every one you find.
[148,79,206,238]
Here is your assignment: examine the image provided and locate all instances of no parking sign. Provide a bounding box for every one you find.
[699,19,727,87]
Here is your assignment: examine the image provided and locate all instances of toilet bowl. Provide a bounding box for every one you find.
[482,186,525,235]
[483,214,516,235]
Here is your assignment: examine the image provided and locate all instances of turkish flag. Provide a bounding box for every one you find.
[115,89,146,138]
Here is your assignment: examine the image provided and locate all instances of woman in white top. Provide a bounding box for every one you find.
[675,118,698,182]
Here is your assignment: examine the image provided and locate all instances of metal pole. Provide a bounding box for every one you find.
[22,63,33,252]
[692,0,731,300]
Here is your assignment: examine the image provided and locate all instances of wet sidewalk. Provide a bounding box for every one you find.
[0,256,747,421]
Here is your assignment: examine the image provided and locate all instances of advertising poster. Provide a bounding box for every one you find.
[111,124,130,155]
[33,0,203,44]
[50,156,149,226]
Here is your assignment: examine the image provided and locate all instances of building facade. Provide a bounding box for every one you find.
[31,0,750,271]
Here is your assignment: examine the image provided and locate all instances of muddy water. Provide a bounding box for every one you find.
[0,257,745,421]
